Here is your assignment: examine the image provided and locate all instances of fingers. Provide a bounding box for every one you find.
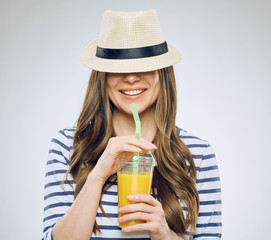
[96,136,157,180]
[127,194,160,207]
[118,195,163,221]
[119,202,154,215]
[121,222,157,233]
[139,138,157,149]
[118,211,152,223]
[118,202,157,230]
[122,137,157,151]
[118,195,165,234]
[120,144,142,153]
[116,136,156,148]
[107,136,157,156]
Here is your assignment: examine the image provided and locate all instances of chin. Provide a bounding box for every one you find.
[114,102,155,116]
[135,104,155,115]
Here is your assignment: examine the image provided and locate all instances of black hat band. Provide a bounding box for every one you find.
[96,41,168,59]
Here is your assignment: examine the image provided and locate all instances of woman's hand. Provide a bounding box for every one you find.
[118,194,177,240]
[90,136,157,183]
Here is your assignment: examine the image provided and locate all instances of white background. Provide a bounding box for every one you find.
[1,0,270,239]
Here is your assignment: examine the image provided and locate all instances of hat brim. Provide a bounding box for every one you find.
[80,39,181,73]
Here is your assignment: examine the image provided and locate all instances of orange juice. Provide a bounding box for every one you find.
[117,171,153,228]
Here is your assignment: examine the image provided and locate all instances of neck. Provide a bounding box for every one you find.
[112,107,157,142]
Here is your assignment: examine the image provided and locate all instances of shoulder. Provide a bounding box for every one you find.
[176,126,210,149]
[57,127,76,141]
[176,126,217,168]
[48,127,76,165]
[51,127,76,149]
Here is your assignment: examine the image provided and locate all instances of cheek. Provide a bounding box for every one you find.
[107,89,116,105]
[106,79,117,101]
[152,81,161,101]
[107,88,120,109]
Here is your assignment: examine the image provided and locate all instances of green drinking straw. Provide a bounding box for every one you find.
[130,103,141,174]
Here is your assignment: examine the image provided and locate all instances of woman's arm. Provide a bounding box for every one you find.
[44,133,156,240]
[43,129,102,240]
[193,144,222,239]
[53,169,105,240]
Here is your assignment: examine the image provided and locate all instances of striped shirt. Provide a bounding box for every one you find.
[43,127,222,239]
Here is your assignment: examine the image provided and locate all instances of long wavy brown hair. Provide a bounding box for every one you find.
[65,66,199,236]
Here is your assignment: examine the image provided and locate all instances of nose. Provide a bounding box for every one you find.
[123,73,141,84]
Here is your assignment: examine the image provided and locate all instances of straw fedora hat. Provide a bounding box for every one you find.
[80,9,181,73]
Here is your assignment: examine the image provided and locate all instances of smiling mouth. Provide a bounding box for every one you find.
[120,89,146,96]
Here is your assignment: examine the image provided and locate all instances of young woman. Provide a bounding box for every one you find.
[43,9,222,240]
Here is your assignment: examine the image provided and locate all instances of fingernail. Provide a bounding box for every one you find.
[148,143,157,149]
[127,195,134,200]
[146,143,156,149]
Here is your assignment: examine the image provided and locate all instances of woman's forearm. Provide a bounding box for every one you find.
[53,170,105,240]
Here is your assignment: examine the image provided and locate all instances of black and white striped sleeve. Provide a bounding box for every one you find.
[42,129,75,240]
[193,144,222,239]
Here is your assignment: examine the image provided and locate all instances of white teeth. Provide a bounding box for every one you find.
[122,90,145,95]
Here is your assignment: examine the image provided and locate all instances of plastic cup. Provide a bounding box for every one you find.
[117,151,156,228]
